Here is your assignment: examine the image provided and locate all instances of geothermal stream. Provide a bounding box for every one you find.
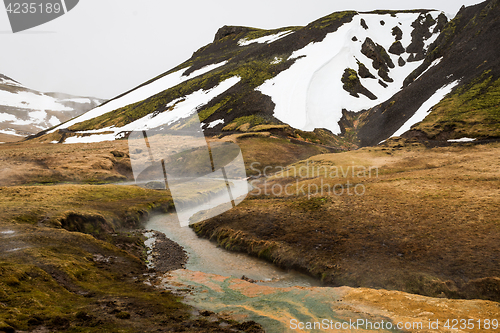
[146,212,320,288]
[144,209,401,332]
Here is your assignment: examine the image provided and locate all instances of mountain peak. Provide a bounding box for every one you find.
[33,0,500,147]
[213,25,259,42]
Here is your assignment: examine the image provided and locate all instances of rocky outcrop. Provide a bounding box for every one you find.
[341,68,377,99]
[405,13,440,61]
[213,25,254,42]
[398,56,406,67]
[357,61,376,79]
[361,37,395,72]
[359,0,500,146]
[388,41,405,55]
[391,26,403,40]
[360,18,368,29]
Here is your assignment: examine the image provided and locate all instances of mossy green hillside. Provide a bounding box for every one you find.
[0,185,172,234]
[307,11,357,30]
[414,71,500,138]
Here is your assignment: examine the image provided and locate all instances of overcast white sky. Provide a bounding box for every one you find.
[0,0,484,99]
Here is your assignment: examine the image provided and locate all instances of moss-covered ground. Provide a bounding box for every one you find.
[414,71,500,139]
[0,139,269,332]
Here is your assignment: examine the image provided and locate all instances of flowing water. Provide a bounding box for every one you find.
[146,213,321,288]
[145,213,401,332]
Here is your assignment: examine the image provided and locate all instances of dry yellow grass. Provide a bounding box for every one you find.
[194,140,500,300]
[0,140,132,186]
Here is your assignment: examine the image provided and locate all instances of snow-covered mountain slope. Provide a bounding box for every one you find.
[357,0,500,145]
[35,0,500,146]
[256,12,446,134]
[0,74,104,141]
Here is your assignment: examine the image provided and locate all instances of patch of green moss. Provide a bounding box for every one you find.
[342,68,360,90]
[198,96,232,122]
[308,11,357,30]
[429,15,460,59]
[219,58,280,88]
[295,197,328,211]
[241,26,300,43]
[249,124,289,132]
[415,71,500,138]
[222,115,268,131]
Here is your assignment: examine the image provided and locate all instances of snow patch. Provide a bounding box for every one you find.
[49,61,229,134]
[0,90,72,111]
[0,77,23,87]
[0,112,17,122]
[64,133,118,144]
[389,80,459,138]
[48,116,61,127]
[238,30,293,46]
[0,129,22,136]
[62,97,93,104]
[257,12,438,134]
[271,57,283,65]
[207,119,224,128]
[0,230,15,235]
[29,110,47,123]
[186,61,228,78]
[413,57,443,83]
[62,77,241,143]
[448,137,477,143]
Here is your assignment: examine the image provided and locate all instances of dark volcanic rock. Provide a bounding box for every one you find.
[433,13,449,33]
[398,56,406,67]
[360,18,368,29]
[361,37,395,72]
[389,41,405,55]
[406,13,436,55]
[146,231,187,272]
[358,0,500,147]
[213,25,254,42]
[378,80,388,88]
[392,26,403,40]
[358,61,376,79]
[341,68,377,100]
[407,52,425,62]
[378,68,394,83]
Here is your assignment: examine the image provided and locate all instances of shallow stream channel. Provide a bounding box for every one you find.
[146,213,319,288]
[144,213,400,333]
